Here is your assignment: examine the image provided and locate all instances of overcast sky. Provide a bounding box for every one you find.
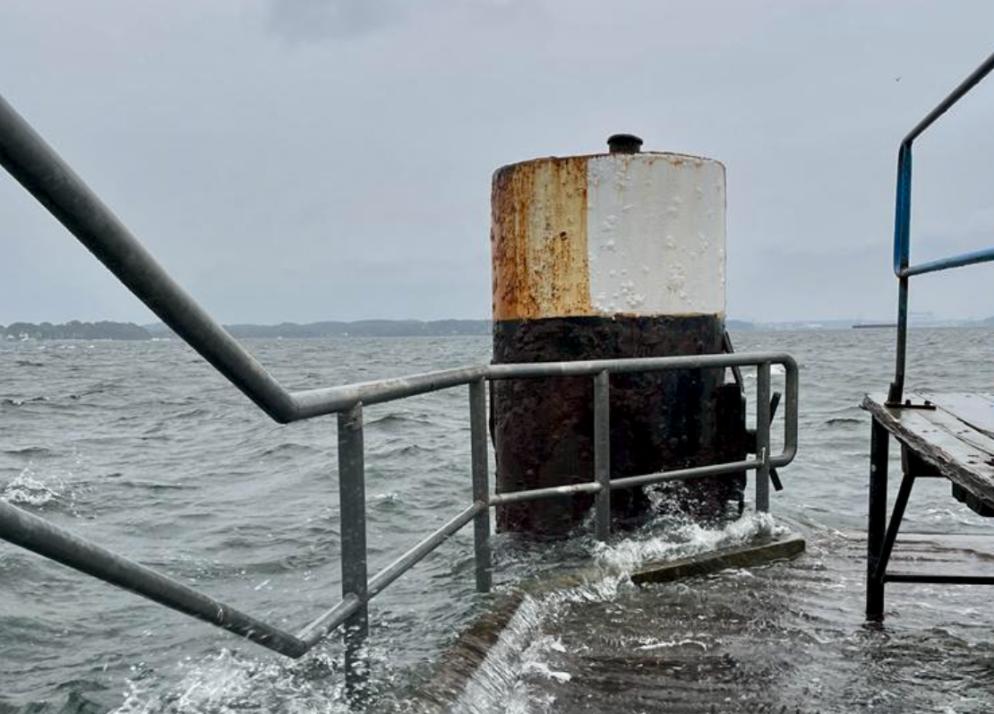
[1,0,992,325]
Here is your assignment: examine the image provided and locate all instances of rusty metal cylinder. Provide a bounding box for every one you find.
[490,138,744,537]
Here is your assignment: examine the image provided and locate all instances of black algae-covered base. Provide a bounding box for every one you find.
[491,314,746,537]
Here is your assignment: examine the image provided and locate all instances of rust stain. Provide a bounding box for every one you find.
[491,157,591,321]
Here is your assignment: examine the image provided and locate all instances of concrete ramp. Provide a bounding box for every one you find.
[414,529,994,713]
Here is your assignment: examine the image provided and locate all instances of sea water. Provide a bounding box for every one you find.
[2,328,994,712]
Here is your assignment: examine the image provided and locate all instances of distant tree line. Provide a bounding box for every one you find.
[1,321,152,340]
[2,319,494,340]
[217,319,493,338]
[6,316,991,341]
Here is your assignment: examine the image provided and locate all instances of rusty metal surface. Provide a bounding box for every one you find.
[491,151,726,322]
[492,314,742,536]
[491,156,590,321]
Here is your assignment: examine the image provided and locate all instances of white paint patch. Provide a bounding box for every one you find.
[586,154,725,316]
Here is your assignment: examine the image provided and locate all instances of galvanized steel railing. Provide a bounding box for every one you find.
[0,354,798,667]
[888,51,994,404]
[0,93,798,685]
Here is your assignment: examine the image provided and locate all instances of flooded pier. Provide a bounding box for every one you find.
[420,525,994,714]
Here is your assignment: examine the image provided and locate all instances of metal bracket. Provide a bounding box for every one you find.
[885,398,936,410]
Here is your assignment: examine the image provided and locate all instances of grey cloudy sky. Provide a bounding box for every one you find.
[1,0,992,325]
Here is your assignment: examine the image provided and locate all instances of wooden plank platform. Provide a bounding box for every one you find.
[862,392,994,513]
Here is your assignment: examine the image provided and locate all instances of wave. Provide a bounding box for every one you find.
[1,469,65,508]
[2,445,56,457]
[366,412,435,429]
[258,442,321,458]
[112,648,348,714]
[824,417,862,426]
[0,396,49,407]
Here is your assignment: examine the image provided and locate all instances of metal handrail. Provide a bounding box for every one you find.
[888,51,994,403]
[0,92,799,690]
[0,354,798,669]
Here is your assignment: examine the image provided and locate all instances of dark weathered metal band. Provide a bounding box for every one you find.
[492,314,744,535]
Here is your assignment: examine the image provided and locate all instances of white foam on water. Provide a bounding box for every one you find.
[744,363,786,380]
[113,649,348,714]
[451,512,785,713]
[519,637,570,683]
[591,510,783,576]
[1,467,64,507]
[635,637,709,651]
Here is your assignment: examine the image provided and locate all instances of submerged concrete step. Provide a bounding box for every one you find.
[413,531,807,711]
[631,533,806,585]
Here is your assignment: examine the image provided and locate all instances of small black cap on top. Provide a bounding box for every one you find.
[607,134,643,154]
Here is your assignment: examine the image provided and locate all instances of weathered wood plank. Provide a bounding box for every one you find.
[924,392,994,440]
[862,392,994,510]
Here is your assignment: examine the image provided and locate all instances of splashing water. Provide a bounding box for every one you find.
[449,512,780,714]
[1,467,64,507]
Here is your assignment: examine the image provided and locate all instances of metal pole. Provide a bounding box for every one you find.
[866,418,889,620]
[901,51,994,146]
[889,276,910,404]
[0,95,299,424]
[755,362,771,512]
[889,143,912,405]
[594,370,611,540]
[469,379,492,593]
[337,403,368,697]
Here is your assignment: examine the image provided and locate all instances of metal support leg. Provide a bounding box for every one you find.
[755,362,771,512]
[594,370,611,541]
[866,418,889,620]
[337,403,368,698]
[873,471,916,583]
[469,379,492,593]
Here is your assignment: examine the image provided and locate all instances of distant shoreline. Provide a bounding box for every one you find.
[2,319,497,341]
[3,317,991,341]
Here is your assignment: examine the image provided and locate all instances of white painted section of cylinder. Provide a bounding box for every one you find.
[586,154,726,316]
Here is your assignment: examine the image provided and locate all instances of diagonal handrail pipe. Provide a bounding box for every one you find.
[0,93,491,423]
[0,498,311,657]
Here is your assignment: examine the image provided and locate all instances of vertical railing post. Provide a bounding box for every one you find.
[469,378,492,593]
[889,275,910,404]
[594,370,611,541]
[337,403,368,698]
[755,361,771,513]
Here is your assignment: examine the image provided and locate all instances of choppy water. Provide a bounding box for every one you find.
[2,328,994,713]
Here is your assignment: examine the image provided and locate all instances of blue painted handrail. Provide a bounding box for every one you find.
[888,50,994,403]
[892,52,994,278]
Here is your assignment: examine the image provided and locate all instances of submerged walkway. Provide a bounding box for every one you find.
[427,529,994,713]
